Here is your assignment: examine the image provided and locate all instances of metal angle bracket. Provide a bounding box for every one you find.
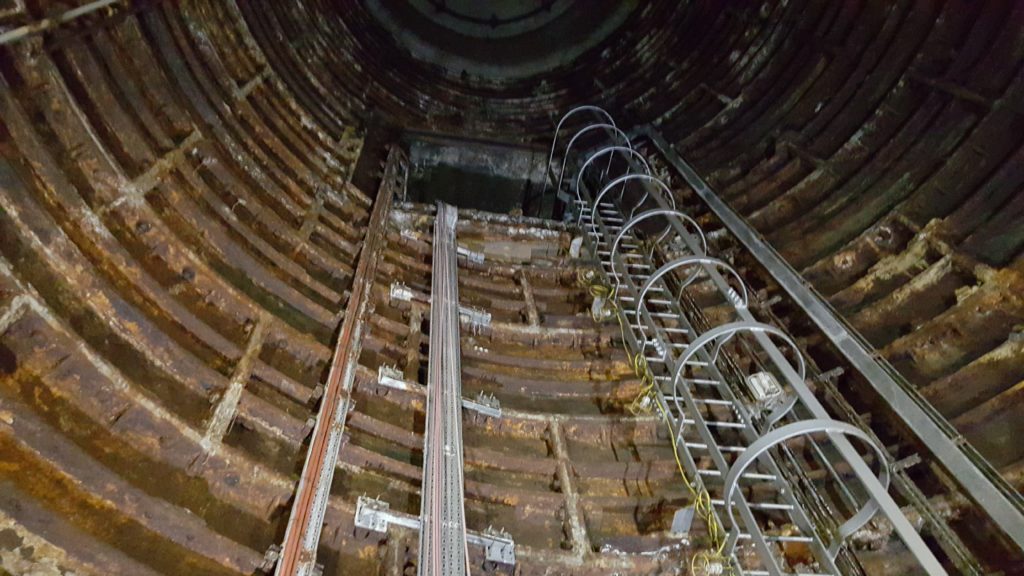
[390,282,492,331]
[463,391,502,419]
[353,497,516,566]
[389,282,418,304]
[468,527,516,565]
[459,305,492,329]
[457,245,486,264]
[377,365,414,392]
[376,366,502,418]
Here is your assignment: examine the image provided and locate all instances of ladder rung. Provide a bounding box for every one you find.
[654,376,720,386]
[622,310,676,318]
[698,469,777,481]
[597,251,645,258]
[646,356,706,366]
[711,499,793,511]
[691,398,734,406]
[684,442,746,453]
[637,325,686,333]
[736,533,815,543]
[681,418,747,430]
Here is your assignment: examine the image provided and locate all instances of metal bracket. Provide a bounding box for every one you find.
[669,507,696,537]
[376,366,501,418]
[463,391,502,419]
[377,365,414,392]
[259,545,281,573]
[459,305,492,329]
[389,282,418,304]
[353,496,516,565]
[457,245,486,264]
[390,282,492,331]
[469,526,516,565]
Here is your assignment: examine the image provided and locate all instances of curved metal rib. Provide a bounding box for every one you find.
[632,256,747,358]
[554,123,632,202]
[722,419,890,559]
[544,106,617,197]
[608,209,707,294]
[591,173,676,222]
[573,145,651,208]
[670,321,806,418]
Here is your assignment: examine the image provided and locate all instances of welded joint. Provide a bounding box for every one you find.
[101,130,203,214]
[354,497,517,566]
[235,68,269,100]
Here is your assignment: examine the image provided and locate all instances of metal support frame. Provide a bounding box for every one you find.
[641,126,1024,555]
[389,281,491,329]
[543,105,617,199]
[274,148,401,576]
[558,112,950,575]
[418,202,470,576]
[355,497,516,566]
[377,365,502,418]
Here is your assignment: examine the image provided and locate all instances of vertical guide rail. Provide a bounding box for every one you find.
[418,202,470,576]
[275,149,399,576]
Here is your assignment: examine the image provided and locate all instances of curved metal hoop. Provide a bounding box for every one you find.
[555,124,632,199]
[636,255,748,328]
[670,322,805,428]
[609,209,707,293]
[592,174,677,222]
[545,106,616,189]
[722,419,890,559]
[632,256,747,357]
[672,322,805,383]
[574,146,651,207]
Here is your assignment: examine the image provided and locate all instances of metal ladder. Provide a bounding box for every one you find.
[547,107,948,576]
[580,197,839,576]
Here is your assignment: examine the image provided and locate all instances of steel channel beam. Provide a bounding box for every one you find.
[274,149,399,576]
[418,202,470,576]
[593,133,942,569]
[642,126,1024,555]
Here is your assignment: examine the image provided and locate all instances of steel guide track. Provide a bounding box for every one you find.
[417,202,471,576]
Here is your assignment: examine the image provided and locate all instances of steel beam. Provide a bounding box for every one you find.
[418,202,470,576]
[274,149,399,576]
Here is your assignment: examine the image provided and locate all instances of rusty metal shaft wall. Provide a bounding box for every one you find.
[0,0,1021,575]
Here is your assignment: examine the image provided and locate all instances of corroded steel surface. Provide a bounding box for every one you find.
[0,0,1021,575]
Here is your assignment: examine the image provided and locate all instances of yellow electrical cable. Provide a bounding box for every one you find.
[580,267,732,574]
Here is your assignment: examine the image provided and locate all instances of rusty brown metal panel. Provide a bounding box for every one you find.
[274,150,396,576]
